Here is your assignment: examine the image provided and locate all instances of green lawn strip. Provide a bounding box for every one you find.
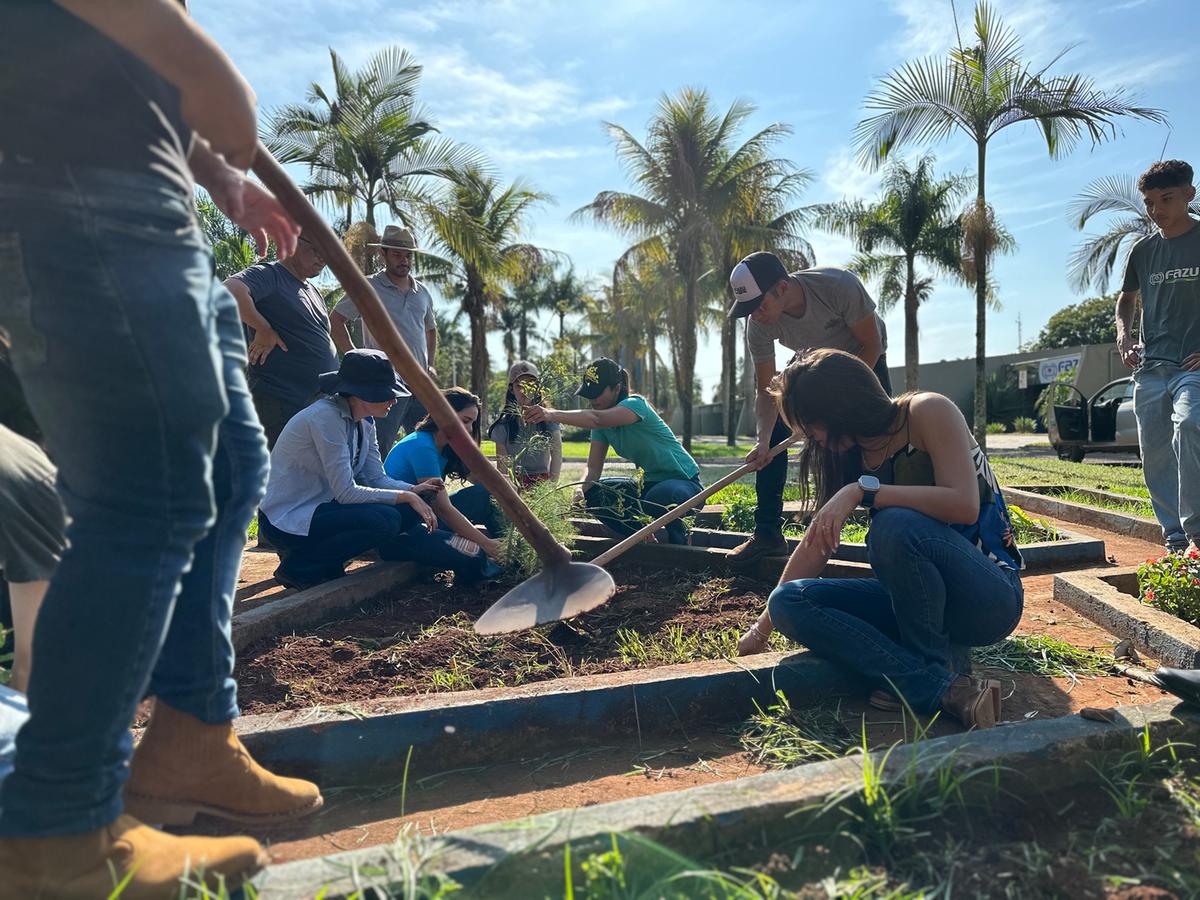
[1047,488,1154,518]
[479,439,755,460]
[989,456,1150,499]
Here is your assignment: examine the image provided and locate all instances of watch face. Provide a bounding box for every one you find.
[860,475,881,492]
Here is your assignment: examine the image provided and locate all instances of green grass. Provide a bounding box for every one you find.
[739,691,852,769]
[709,482,805,506]
[480,439,756,460]
[1047,487,1154,518]
[989,456,1150,499]
[972,634,1115,683]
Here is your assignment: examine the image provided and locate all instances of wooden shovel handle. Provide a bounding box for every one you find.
[251,144,570,566]
[591,435,800,566]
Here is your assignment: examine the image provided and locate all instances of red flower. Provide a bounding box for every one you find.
[1145,589,1157,601]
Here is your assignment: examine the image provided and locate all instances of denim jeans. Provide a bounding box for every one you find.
[449,483,504,536]
[262,501,499,585]
[1133,364,1200,550]
[767,507,1023,713]
[755,354,893,533]
[0,163,268,837]
[584,475,704,545]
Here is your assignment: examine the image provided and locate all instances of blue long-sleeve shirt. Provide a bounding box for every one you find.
[261,396,413,535]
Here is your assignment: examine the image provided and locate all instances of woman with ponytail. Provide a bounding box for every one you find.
[525,358,702,544]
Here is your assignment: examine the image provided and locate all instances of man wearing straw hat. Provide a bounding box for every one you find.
[330,225,438,455]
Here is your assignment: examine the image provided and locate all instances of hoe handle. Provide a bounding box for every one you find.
[592,436,800,566]
[251,144,570,566]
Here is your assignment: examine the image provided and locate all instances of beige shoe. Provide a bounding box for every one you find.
[125,700,323,827]
[940,675,998,729]
[0,814,266,900]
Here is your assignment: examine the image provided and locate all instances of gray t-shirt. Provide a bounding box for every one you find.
[334,271,437,370]
[492,419,560,476]
[1122,220,1200,367]
[746,267,886,364]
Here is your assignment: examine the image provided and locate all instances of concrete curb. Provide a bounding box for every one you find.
[232,561,416,652]
[235,650,859,783]
[1005,486,1162,545]
[1054,567,1200,667]
[253,698,1199,898]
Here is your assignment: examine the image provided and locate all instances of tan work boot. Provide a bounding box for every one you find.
[940,675,998,730]
[125,700,323,827]
[0,814,266,899]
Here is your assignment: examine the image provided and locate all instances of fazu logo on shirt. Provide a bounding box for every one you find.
[1149,266,1200,286]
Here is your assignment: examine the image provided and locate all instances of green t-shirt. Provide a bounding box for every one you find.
[590,396,700,484]
[1122,219,1200,367]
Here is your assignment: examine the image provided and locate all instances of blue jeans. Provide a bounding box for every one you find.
[767,508,1023,713]
[755,354,893,533]
[261,501,499,585]
[584,476,704,545]
[1133,364,1200,550]
[449,483,504,536]
[0,164,268,837]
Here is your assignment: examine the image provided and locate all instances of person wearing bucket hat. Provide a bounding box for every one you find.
[524,359,702,545]
[488,361,563,488]
[330,225,439,455]
[258,351,500,588]
[726,252,892,565]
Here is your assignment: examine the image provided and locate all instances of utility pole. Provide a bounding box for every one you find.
[1016,313,1023,351]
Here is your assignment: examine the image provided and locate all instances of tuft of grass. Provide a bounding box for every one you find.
[972,634,1113,684]
[1006,504,1062,543]
[739,691,852,769]
[1048,487,1154,518]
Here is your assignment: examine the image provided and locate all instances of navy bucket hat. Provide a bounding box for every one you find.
[318,349,411,402]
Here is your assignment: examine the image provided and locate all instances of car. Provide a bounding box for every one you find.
[1046,376,1138,462]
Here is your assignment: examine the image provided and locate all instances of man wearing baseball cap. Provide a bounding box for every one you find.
[727,251,892,563]
[329,225,439,455]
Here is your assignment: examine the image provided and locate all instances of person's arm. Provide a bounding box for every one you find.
[746,360,780,471]
[581,439,608,490]
[849,314,883,369]
[492,423,512,476]
[525,404,638,430]
[329,310,356,355]
[56,0,257,170]
[1115,291,1142,368]
[225,276,288,367]
[548,429,563,482]
[426,328,437,376]
[430,490,501,558]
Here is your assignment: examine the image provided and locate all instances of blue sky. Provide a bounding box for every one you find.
[195,0,1195,397]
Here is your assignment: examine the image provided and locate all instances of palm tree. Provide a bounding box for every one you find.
[265,47,483,228]
[421,168,550,422]
[811,155,969,392]
[576,88,799,451]
[1068,174,1200,294]
[196,193,262,280]
[854,0,1164,447]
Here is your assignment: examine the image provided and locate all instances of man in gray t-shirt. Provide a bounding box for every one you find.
[1116,159,1200,551]
[726,251,890,562]
[330,226,438,454]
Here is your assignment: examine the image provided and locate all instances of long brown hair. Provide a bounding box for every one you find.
[772,349,912,508]
[415,387,481,478]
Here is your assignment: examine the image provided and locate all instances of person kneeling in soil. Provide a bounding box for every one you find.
[259,351,500,589]
[384,387,506,555]
[737,350,1024,729]
[524,358,702,545]
[489,361,563,488]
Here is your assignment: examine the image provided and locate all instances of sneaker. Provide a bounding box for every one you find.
[727,530,788,563]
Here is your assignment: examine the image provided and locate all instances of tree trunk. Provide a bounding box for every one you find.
[465,270,490,424]
[722,312,737,445]
[518,315,529,360]
[679,269,699,451]
[648,326,658,408]
[904,252,919,392]
[974,141,988,452]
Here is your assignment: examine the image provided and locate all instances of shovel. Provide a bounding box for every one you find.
[251,144,615,629]
[591,435,800,567]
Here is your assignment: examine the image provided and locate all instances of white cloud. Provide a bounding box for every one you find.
[821,146,882,200]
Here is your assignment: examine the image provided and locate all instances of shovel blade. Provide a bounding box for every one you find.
[473,562,615,635]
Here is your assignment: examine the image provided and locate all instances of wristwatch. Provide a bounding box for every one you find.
[857,474,881,509]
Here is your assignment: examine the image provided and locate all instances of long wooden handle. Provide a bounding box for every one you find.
[252,144,570,567]
[591,435,800,566]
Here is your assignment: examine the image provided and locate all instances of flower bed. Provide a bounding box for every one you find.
[1138,548,1200,628]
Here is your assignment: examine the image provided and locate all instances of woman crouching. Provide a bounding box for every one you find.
[738,349,1024,729]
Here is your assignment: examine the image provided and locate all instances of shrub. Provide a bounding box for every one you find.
[721,491,757,532]
[1012,416,1036,433]
[1138,549,1200,627]
[1007,505,1061,543]
[985,421,1008,434]
[501,480,579,577]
